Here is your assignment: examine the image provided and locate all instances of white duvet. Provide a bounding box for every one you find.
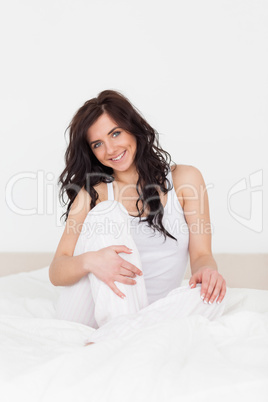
[0,267,268,402]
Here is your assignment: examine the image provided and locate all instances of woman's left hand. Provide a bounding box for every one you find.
[189,267,226,304]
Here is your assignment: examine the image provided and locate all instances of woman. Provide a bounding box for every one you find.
[49,89,226,333]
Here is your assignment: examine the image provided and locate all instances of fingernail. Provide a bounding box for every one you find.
[203,300,208,304]
[209,301,213,305]
[217,300,221,304]
[200,294,205,300]
[190,283,194,288]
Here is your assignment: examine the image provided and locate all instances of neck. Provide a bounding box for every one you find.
[112,166,139,185]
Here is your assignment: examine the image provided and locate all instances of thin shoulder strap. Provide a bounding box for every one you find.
[166,167,184,212]
[166,168,174,191]
[107,181,114,201]
[165,168,176,208]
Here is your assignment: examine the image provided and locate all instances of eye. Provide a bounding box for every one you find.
[93,142,102,149]
[92,131,120,149]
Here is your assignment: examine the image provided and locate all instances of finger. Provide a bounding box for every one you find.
[200,270,212,300]
[111,245,133,254]
[208,278,223,304]
[109,282,126,299]
[203,273,218,303]
[216,281,227,304]
[119,267,136,278]
[188,277,196,288]
[190,270,203,290]
[119,258,143,276]
[115,276,137,286]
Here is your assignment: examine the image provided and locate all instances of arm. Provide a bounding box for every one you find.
[172,165,226,304]
[49,187,93,286]
[49,187,142,297]
[49,254,89,286]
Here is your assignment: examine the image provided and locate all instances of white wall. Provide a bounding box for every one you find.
[1,0,267,253]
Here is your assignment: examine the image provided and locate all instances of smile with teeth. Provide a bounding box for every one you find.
[110,150,126,161]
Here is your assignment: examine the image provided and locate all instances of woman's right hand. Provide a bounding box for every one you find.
[84,245,143,299]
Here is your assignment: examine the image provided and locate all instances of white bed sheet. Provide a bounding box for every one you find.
[0,267,267,402]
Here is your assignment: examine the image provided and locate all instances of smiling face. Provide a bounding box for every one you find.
[87,113,137,175]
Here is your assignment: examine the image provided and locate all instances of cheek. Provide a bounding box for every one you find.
[128,136,137,148]
[132,138,137,151]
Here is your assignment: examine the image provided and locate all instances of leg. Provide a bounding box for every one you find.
[55,201,149,328]
[87,284,227,343]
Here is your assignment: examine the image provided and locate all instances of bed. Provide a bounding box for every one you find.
[0,253,268,402]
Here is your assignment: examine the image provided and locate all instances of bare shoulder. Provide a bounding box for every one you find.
[69,181,108,217]
[51,187,91,260]
[67,186,91,218]
[52,182,108,260]
[170,164,206,209]
[171,164,204,184]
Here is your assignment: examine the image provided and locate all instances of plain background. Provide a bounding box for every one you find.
[1,0,267,253]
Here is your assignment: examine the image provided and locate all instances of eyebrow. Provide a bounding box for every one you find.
[89,126,120,146]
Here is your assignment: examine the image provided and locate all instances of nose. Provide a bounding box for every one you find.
[105,141,117,157]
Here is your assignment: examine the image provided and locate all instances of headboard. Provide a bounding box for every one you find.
[0,253,267,290]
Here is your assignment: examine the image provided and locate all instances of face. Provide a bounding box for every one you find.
[87,113,137,174]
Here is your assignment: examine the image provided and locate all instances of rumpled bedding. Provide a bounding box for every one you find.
[0,267,267,402]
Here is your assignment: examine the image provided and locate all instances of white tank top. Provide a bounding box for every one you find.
[107,170,189,304]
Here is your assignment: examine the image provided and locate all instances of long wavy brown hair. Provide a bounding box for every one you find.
[59,89,177,240]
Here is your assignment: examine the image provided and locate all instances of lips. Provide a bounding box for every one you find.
[110,150,126,161]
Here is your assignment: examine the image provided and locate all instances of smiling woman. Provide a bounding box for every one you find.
[49,89,226,334]
[87,114,138,176]
[57,90,174,235]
